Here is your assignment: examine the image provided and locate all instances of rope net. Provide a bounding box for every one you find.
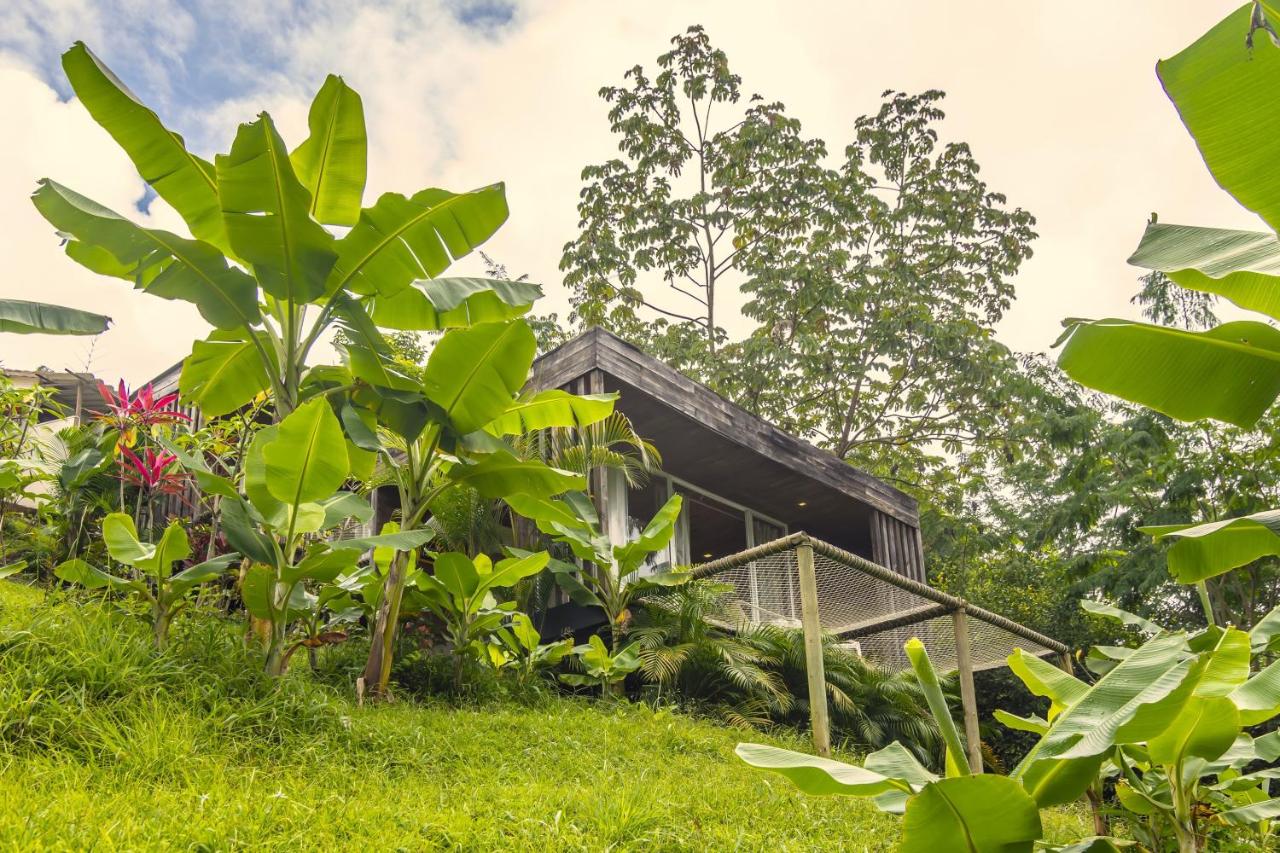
[703,540,1059,674]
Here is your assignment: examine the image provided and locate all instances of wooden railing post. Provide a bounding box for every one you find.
[952,608,983,772]
[796,537,831,757]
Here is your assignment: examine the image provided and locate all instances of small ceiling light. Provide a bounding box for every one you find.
[797,500,808,507]
[702,552,713,559]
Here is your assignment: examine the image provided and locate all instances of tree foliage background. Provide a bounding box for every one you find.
[561,25,1280,676]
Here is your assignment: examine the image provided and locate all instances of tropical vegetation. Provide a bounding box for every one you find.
[5,2,1280,850]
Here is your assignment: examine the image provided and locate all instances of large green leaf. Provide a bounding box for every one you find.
[1230,657,1280,725]
[447,450,585,500]
[62,42,226,250]
[1250,603,1280,654]
[1147,696,1240,765]
[219,497,276,565]
[290,75,366,227]
[0,298,109,336]
[31,179,260,329]
[54,558,134,592]
[1007,648,1090,718]
[262,398,349,507]
[1056,319,1280,428]
[1157,3,1280,235]
[104,513,191,579]
[336,528,437,551]
[370,277,541,331]
[216,114,336,303]
[1080,599,1165,636]
[432,552,481,602]
[423,320,536,434]
[326,185,508,297]
[1014,633,1193,804]
[899,776,1042,853]
[1141,509,1280,582]
[485,390,617,436]
[1216,795,1280,827]
[281,543,359,585]
[1129,222,1280,321]
[473,550,549,600]
[179,334,272,418]
[864,742,939,814]
[734,743,909,797]
[613,493,682,576]
[168,553,238,597]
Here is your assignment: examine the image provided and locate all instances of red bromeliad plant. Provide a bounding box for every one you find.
[95,381,189,448]
[117,447,184,494]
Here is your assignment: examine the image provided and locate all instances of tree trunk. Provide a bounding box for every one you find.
[361,550,408,698]
[264,620,289,676]
[153,604,171,651]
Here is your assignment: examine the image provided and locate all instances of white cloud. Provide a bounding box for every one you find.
[0,57,203,382]
[0,0,1266,386]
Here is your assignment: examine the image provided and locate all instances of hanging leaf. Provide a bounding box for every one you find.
[1157,3,1280,235]
[1056,319,1280,429]
[31,179,260,330]
[1128,222,1280,321]
[1141,509,1280,582]
[0,298,109,336]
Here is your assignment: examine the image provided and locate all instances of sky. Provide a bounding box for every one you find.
[0,0,1264,384]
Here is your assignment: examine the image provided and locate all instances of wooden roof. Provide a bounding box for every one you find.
[529,328,919,527]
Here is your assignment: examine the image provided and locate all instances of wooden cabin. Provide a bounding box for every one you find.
[530,328,925,582]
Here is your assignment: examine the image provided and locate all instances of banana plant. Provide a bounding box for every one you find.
[31,43,529,425]
[560,634,642,697]
[198,397,434,675]
[414,549,550,687]
[740,612,1280,852]
[54,513,237,648]
[507,491,687,652]
[487,611,576,685]
[351,315,597,699]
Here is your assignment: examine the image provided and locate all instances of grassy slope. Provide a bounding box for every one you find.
[0,582,1086,851]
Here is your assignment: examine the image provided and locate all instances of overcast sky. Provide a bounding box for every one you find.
[0,0,1263,383]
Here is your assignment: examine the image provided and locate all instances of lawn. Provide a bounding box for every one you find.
[0,581,1086,851]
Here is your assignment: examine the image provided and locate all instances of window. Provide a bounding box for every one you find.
[678,486,748,564]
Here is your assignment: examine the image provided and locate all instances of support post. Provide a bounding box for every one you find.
[952,608,983,773]
[796,537,831,757]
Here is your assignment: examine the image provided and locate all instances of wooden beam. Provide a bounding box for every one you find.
[797,537,831,757]
[953,608,983,773]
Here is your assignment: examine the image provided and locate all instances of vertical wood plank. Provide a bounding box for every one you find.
[797,538,831,757]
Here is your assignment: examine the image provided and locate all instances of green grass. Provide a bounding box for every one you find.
[0,581,1087,850]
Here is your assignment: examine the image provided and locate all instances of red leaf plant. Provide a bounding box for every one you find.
[117,446,187,496]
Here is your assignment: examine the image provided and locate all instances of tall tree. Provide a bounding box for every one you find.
[726,91,1037,482]
[565,31,1037,484]
[561,25,827,374]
